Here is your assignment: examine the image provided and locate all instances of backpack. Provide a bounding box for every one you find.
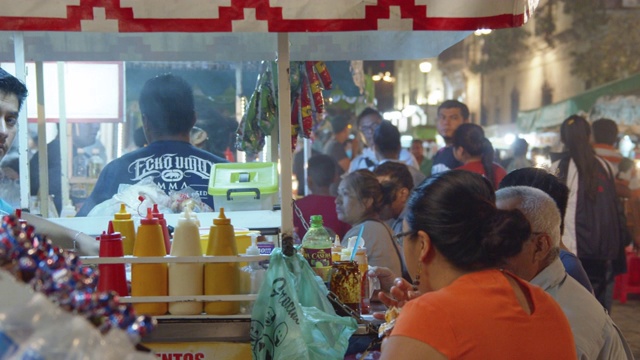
[558,156,622,261]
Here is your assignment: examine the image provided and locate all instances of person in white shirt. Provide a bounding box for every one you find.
[496,186,634,360]
[349,107,417,172]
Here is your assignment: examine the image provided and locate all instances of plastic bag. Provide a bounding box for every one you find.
[250,248,357,360]
[168,187,213,213]
[87,177,171,217]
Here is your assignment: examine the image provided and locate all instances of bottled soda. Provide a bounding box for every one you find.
[88,148,104,178]
[73,148,88,177]
[301,215,332,282]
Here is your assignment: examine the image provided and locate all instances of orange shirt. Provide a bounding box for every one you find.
[391,269,576,360]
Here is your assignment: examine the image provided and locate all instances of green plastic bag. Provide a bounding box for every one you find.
[250,248,357,360]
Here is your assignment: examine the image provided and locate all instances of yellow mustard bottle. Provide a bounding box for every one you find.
[112,203,137,255]
[204,208,240,315]
[131,208,168,316]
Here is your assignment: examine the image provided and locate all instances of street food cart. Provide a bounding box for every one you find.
[0,1,538,358]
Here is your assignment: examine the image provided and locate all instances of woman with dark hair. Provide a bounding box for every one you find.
[550,115,623,312]
[452,123,506,189]
[380,170,576,359]
[335,169,407,279]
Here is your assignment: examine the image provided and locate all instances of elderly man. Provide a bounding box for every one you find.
[496,186,633,360]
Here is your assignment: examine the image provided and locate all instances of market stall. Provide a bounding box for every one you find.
[0,1,538,358]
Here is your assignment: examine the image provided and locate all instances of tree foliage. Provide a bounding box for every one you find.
[470,28,530,74]
[569,12,640,87]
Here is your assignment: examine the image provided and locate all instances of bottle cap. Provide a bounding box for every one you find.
[114,203,131,220]
[245,233,260,255]
[333,235,341,247]
[96,221,122,242]
[310,215,323,226]
[140,208,159,225]
[346,236,366,250]
[178,208,198,225]
[213,207,231,225]
[151,204,165,219]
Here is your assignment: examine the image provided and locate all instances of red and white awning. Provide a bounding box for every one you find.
[0,0,537,33]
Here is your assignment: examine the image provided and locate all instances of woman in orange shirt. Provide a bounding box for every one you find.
[380,170,576,360]
[453,123,506,189]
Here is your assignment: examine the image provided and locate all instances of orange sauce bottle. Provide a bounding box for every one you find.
[204,208,240,315]
[131,208,168,316]
[112,203,136,255]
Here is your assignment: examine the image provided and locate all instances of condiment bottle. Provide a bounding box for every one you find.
[204,208,240,315]
[239,234,266,313]
[152,204,171,253]
[96,221,128,296]
[112,203,137,255]
[341,237,370,314]
[329,261,361,313]
[168,208,203,315]
[331,235,343,263]
[131,208,168,316]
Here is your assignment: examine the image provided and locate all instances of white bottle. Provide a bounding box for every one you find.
[241,234,266,313]
[168,208,203,315]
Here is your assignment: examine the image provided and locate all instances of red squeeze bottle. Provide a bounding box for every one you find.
[152,204,171,253]
[97,221,129,296]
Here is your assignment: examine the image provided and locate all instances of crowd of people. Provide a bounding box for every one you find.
[294,99,637,358]
[2,66,638,358]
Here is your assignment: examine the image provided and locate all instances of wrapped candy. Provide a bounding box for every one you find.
[291,95,301,151]
[299,75,313,139]
[257,65,277,135]
[0,215,156,344]
[235,86,266,157]
[314,61,332,90]
[305,61,325,114]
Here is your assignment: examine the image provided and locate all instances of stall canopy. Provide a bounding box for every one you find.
[518,72,640,132]
[0,1,537,61]
[1,1,535,32]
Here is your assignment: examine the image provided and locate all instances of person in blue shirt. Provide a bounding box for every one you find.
[77,74,227,216]
[0,68,28,215]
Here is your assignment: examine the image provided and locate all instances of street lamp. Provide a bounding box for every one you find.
[419,61,432,105]
[419,61,432,74]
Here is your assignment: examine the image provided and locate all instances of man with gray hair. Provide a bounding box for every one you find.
[496,186,633,360]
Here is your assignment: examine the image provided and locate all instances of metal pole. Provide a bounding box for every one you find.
[13,32,29,210]
[235,63,245,163]
[277,33,292,237]
[35,61,49,217]
[57,62,70,210]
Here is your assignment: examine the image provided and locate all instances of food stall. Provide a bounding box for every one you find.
[0,1,538,358]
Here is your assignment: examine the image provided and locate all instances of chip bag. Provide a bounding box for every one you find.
[250,248,357,360]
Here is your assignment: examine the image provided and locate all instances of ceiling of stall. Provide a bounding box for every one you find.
[0,0,538,61]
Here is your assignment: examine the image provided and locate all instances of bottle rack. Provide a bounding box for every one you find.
[80,253,271,319]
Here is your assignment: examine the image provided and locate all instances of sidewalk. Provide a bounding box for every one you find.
[611,294,640,358]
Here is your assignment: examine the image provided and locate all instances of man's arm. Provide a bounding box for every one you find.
[21,212,99,256]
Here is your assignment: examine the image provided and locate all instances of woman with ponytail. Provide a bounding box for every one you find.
[550,115,623,312]
[452,123,506,189]
[380,170,576,360]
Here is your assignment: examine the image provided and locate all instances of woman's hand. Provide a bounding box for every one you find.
[373,277,421,320]
[367,266,396,293]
